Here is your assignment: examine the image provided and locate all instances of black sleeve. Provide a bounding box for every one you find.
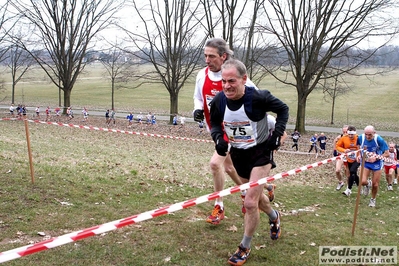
[253,90,289,137]
[209,93,224,143]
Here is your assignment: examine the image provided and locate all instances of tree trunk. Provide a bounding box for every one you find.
[111,78,115,110]
[295,94,307,134]
[11,83,15,104]
[169,93,178,124]
[63,89,71,114]
[330,97,335,125]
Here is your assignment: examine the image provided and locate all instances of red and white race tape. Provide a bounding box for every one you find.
[364,151,398,165]
[3,117,396,165]
[0,118,213,143]
[0,153,345,263]
[4,118,396,164]
[1,117,396,262]
[342,149,398,165]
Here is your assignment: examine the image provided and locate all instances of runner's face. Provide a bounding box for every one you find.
[204,47,226,72]
[221,67,247,100]
[364,130,374,140]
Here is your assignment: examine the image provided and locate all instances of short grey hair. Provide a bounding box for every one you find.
[221,59,247,78]
[205,38,234,60]
[364,125,375,133]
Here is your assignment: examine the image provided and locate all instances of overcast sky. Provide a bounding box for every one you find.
[96,1,399,50]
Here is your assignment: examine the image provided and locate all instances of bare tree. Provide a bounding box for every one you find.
[122,0,205,123]
[229,0,272,83]
[236,0,265,66]
[200,0,248,49]
[321,70,352,125]
[200,0,275,85]
[259,0,399,133]
[6,44,36,104]
[9,0,123,111]
[98,40,135,110]
[0,1,19,63]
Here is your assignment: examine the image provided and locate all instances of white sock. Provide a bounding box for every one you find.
[216,201,224,209]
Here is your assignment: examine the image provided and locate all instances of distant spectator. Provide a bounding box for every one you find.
[151,113,156,125]
[308,133,318,154]
[146,112,152,124]
[54,107,61,122]
[291,129,301,151]
[173,114,178,125]
[17,104,22,118]
[110,109,116,125]
[82,107,89,122]
[127,112,134,127]
[317,132,327,155]
[9,104,14,117]
[180,116,186,126]
[22,105,27,118]
[67,107,74,121]
[45,106,51,122]
[35,106,40,119]
[137,112,143,124]
[105,109,110,125]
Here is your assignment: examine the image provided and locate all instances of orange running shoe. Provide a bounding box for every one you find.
[269,211,281,240]
[206,205,225,225]
[228,244,251,265]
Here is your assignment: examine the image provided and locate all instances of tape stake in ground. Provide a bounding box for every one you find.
[0,153,345,263]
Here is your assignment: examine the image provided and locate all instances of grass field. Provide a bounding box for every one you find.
[1,65,399,265]
[0,117,399,265]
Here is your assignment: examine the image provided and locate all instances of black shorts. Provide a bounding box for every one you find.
[230,142,276,180]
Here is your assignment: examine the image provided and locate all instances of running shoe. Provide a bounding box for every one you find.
[394,179,398,185]
[342,188,351,196]
[368,198,376,207]
[363,180,372,196]
[206,205,224,225]
[364,179,372,196]
[362,185,369,196]
[228,245,251,266]
[388,185,393,191]
[269,211,281,240]
[336,181,344,191]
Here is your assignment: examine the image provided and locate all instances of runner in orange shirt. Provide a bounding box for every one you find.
[335,125,360,196]
[333,125,348,190]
